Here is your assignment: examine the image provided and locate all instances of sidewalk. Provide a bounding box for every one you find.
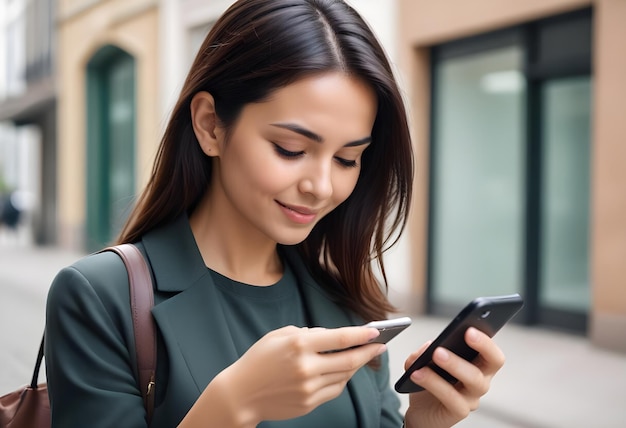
[387,316,626,427]
[0,237,86,393]
[1,239,625,427]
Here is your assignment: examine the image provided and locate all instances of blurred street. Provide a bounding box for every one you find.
[1,235,625,428]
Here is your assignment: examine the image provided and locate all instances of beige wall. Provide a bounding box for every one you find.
[398,0,626,351]
[589,0,626,352]
[399,0,590,46]
[57,0,160,249]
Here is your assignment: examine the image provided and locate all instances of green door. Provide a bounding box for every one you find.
[86,46,136,251]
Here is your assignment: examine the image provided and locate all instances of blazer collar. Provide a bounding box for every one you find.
[142,216,381,427]
[140,216,237,398]
[142,214,207,293]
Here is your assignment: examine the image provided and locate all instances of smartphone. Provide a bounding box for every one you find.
[321,317,412,353]
[394,294,524,394]
[365,316,412,344]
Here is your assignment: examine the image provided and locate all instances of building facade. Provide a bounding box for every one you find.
[56,0,160,251]
[51,0,624,351]
[0,0,57,245]
[397,0,626,352]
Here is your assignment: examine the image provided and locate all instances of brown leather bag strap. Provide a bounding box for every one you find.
[30,335,45,388]
[103,244,156,425]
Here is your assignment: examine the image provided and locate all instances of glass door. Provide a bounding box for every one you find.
[428,9,593,332]
[429,42,526,311]
[539,77,592,323]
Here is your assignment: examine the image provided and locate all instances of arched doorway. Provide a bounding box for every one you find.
[86,45,136,251]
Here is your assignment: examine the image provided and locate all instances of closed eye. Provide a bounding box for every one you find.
[335,157,358,168]
[273,143,304,159]
[273,143,358,168]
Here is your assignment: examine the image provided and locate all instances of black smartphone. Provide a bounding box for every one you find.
[394,293,524,394]
[364,316,412,344]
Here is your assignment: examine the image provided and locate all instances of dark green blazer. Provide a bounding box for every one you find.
[45,216,403,427]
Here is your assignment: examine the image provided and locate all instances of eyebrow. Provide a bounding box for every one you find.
[270,123,372,147]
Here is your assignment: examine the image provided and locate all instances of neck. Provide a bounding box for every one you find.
[189,190,283,286]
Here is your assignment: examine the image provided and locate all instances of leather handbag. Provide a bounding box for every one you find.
[0,337,49,428]
[0,244,156,428]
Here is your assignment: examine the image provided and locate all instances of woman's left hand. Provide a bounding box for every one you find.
[403,327,506,428]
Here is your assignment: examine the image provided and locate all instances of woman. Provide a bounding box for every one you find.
[45,0,505,427]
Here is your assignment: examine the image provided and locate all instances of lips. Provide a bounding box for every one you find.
[277,201,317,215]
[276,201,319,224]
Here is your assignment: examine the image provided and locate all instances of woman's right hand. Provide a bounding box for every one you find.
[182,325,386,427]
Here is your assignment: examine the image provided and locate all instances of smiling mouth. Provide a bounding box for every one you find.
[276,201,317,215]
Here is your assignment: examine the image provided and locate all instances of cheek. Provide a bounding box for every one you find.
[332,171,360,204]
[254,169,291,195]
[229,144,289,193]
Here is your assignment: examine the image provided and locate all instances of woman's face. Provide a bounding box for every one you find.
[209,72,377,245]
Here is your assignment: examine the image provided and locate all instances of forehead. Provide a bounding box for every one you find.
[240,72,377,140]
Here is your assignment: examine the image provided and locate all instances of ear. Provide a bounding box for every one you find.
[190,91,223,156]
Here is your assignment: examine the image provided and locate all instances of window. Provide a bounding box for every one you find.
[428,9,592,332]
[430,43,525,307]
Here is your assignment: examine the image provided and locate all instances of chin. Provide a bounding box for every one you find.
[276,236,308,246]
[274,230,313,247]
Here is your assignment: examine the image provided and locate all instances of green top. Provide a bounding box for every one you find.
[45,215,403,427]
[209,263,358,427]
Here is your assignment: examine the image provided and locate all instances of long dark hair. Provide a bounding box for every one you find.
[118,0,413,322]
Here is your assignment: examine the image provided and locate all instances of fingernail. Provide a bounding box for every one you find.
[368,328,381,340]
[435,347,449,362]
[467,327,479,343]
[411,368,425,382]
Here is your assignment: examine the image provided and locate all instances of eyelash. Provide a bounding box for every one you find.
[272,144,358,168]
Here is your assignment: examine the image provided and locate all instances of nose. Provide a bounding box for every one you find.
[298,160,333,200]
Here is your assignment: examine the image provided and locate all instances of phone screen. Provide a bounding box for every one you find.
[394,294,523,394]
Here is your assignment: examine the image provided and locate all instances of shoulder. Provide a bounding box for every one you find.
[44,250,151,427]
[47,250,132,325]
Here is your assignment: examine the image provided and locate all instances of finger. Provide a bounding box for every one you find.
[404,340,432,370]
[409,366,473,419]
[464,328,505,375]
[318,342,386,374]
[298,364,361,401]
[306,326,380,354]
[297,326,329,337]
[431,347,488,397]
[316,370,352,389]
[305,376,354,411]
[306,327,328,333]
[267,325,306,338]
